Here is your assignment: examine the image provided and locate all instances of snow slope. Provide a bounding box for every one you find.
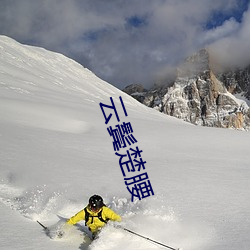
[0,36,250,250]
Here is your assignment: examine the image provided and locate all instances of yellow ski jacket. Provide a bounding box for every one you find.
[67,206,121,233]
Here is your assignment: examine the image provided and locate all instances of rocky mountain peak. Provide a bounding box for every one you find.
[123,49,250,130]
[177,49,210,78]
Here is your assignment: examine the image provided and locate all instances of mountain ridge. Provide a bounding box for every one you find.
[123,49,250,130]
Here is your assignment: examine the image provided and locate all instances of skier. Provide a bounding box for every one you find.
[66,194,121,239]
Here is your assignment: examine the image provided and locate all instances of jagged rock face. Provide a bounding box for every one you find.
[123,84,147,103]
[161,73,249,128]
[123,83,146,95]
[217,66,250,99]
[123,49,250,130]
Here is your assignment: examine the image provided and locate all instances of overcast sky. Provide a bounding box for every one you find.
[0,0,249,89]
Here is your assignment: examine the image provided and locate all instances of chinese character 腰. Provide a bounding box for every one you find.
[124,172,154,201]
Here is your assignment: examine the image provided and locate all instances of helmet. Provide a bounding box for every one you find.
[89,195,104,211]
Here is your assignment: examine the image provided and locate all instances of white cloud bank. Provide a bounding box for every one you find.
[0,0,249,88]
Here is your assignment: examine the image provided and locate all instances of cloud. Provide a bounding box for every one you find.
[208,4,250,69]
[200,18,240,45]
[0,0,249,89]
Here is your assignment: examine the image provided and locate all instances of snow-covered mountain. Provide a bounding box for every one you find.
[124,49,250,130]
[0,36,250,250]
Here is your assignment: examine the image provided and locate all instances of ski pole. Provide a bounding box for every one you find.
[37,220,48,231]
[122,227,180,250]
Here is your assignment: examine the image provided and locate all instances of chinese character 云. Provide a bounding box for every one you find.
[99,96,127,124]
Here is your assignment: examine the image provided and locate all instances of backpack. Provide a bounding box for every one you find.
[84,206,109,226]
